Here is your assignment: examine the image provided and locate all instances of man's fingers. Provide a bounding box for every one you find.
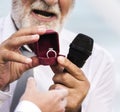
[53,89,68,111]
[52,73,77,88]
[49,88,68,100]
[57,56,86,80]
[5,34,39,49]
[1,50,32,64]
[51,64,64,74]
[12,26,46,37]
[60,98,67,111]
[21,56,40,72]
[3,26,46,50]
[56,89,68,98]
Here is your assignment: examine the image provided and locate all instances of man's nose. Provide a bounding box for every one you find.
[44,0,58,5]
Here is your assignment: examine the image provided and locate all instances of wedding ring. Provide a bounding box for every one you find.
[46,48,57,58]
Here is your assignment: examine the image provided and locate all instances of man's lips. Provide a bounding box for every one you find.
[31,9,57,22]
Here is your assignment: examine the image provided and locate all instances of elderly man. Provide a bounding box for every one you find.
[0,0,115,112]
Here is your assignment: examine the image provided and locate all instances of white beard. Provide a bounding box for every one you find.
[11,0,67,32]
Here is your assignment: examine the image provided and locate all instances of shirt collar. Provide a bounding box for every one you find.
[2,14,17,43]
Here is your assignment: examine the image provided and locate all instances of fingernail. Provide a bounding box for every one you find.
[26,58,32,63]
[58,56,65,63]
[32,34,39,39]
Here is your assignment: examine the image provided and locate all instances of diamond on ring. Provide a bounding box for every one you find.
[46,48,57,58]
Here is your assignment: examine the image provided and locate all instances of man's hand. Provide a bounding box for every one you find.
[20,77,68,112]
[0,26,46,90]
[50,56,90,112]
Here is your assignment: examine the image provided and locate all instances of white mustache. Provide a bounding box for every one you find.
[31,1,60,14]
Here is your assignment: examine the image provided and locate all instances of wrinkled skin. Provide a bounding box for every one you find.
[0,26,46,90]
[50,56,90,112]
[0,0,90,112]
[20,77,68,112]
[11,0,74,32]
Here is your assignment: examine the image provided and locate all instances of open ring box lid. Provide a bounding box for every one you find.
[32,30,60,65]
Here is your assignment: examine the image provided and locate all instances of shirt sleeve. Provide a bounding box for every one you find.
[14,100,42,112]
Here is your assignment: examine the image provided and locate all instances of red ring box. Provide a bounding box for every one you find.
[31,30,60,65]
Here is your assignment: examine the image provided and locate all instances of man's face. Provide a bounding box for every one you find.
[12,0,74,32]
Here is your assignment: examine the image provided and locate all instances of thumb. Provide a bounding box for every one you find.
[51,89,68,99]
[21,56,40,72]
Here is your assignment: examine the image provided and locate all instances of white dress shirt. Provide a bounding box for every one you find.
[15,101,41,112]
[0,14,115,112]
